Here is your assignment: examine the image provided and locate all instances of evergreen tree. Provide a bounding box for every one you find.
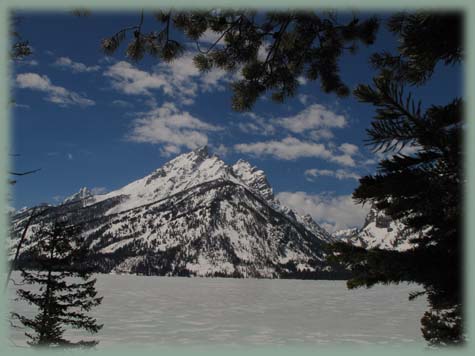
[10,16,32,60]
[329,12,463,346]
[101,10,378,111]
[11,220,103,348]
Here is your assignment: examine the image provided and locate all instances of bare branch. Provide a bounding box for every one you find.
[9,168,41,176]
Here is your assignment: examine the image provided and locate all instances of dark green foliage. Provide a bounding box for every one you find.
[421,305,463,346]
[11,41,32,59]
[10,16,32,60]
[370,13,462,85]
[71,9,91,17]
[101,10,378,111]
[11,221,103,348]
[329,12,464,346]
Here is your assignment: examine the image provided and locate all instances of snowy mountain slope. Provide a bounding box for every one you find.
[10,147,335,278]
[296,214,336,244]
[333,206,418,251]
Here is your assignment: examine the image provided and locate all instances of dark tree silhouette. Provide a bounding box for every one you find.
[11,221,103,348]
[10,16,32,60]
[8,167,41,185]
[329,12,464,346]
[101,9,378,111]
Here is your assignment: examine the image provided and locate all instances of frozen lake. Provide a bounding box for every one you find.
[8,273,428,349]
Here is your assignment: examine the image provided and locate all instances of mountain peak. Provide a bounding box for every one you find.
[63,187,92,204]
[234,158,251,166]
[232,159,273,201]
[192,145,209,158]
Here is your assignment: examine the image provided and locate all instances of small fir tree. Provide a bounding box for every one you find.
[11,220,103,348]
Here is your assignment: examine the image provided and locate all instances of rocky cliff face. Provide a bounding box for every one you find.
[10,147,335,278]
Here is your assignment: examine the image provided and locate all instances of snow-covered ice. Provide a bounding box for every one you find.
[8,273,428,348]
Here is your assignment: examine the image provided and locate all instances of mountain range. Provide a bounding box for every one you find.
[10,147,415,278]
[10,147,339,278]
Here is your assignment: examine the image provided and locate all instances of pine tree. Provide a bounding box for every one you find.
[11,220,103,348]
[329,13,463,345]
[10,16,32,60]
[101,10,378,111]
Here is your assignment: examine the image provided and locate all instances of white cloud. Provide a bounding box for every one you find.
[104,61,169,96]
[127,102,222,156]
[155,53,230,94]
[309,128,334,141]
[237,104,347,141]
[363,158,377,165]
[276,191,370,233]
[160,144,182,156]
[331,154,356,167]
[111,99,134,108]
[297,94,310,105]
[234,105,360,166]
[104,54,231,105]
[257,42,271,61]
[237,112,277,136]
[234,136,356,166]
[54,56,100,73]
[91,187,108,195]
[201,67,228,92]
[16,59,38,67]
[198,29,226,46]
[212,144,229,157]
[305,168,360,181]
[297,76,308,85]
[339,143,359,156]
[142,96,159,109]
[16,72,95,107]
[13,102,30,109]
[273,104,347,134]
[235,136,328,160]
[67,153,73,160]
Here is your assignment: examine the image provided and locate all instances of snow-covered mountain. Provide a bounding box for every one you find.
[10,147,338,278]
[333,206,418,251]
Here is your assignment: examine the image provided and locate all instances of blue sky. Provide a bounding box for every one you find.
[10,11,462,232]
